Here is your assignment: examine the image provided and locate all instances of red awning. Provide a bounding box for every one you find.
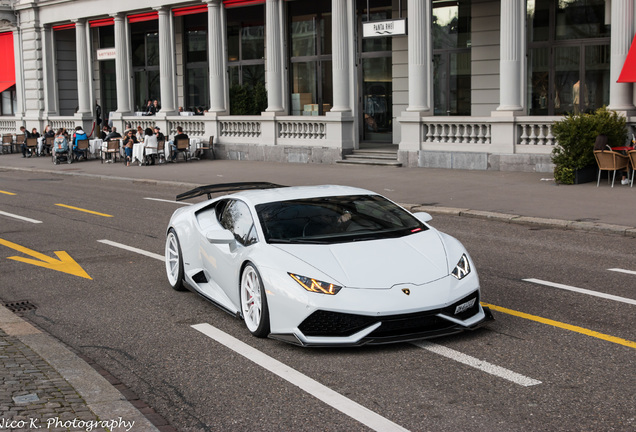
[223,0,265,8]
[617,33,636,83]
[90,18,115,27]
[128,12,158,23]
[173,5,208,16]
[0,32,15,93]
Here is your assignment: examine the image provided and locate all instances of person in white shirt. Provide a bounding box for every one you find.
[142,127,158,166]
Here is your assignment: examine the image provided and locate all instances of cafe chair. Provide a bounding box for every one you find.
[157,140,166,164]
[175,138,190,162]
[628,150,636,187]
[194,136,212,160]
[101,140,120,164]
[44,136,55,155]
[75,139,90,160]
[14,134,25,153]
[593,150,629,187]
[2,134,13,154]
[25,137,38,156]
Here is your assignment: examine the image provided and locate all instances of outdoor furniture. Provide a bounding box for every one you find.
[194,136,212,160]
[628,150,636,187]
[14,134,25,153]
[101,140,120,163]
[44,136,55,155]
[157,140,166,164]
[25,137,38,156]
[75,139,90,160]
[175,138,190,162]
[593,150,630,187]
[2,134,13,154]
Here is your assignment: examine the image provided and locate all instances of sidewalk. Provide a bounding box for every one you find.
[0,152,635,432]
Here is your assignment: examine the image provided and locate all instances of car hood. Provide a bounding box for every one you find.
[272,230,449,289]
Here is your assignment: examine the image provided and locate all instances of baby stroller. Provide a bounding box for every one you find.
[52,138,72,164]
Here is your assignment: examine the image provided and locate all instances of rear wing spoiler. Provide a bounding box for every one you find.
[176,182,288,201]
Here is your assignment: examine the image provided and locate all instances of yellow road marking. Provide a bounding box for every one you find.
[55,204,113,217]
[482,302,636,349]
[0,238,92,280]
[0,190,16,195]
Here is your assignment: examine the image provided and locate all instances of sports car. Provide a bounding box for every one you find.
[165,182,492,347]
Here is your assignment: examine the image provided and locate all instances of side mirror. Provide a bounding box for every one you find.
[413,212,433,223]
[205,228,235,244]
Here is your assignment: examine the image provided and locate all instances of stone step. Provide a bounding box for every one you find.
[336,158,402,167]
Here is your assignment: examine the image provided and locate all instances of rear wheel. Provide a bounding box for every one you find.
[165,229,186,291]
[240,264,270,338]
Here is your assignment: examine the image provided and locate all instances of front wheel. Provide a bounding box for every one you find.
[240,264,270,338]
[165,229,186,291]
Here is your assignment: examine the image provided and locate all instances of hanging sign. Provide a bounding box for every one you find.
[363,18,406,38]
[97,48,116,61]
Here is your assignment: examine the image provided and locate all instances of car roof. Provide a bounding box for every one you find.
[227,184,376,205]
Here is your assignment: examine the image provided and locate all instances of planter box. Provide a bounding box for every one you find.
[574,165,597,184]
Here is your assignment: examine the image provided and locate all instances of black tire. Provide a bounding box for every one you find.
[165,228,186,291]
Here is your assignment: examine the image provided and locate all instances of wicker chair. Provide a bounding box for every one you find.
[2,134,14,154]
[628,150,636,187]
[25,137,38,156]
[593,150,629,187]
[175,138,190,162]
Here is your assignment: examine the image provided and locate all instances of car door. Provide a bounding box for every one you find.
[206,199,259,308]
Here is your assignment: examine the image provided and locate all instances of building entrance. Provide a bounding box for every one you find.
[359,2,393,146]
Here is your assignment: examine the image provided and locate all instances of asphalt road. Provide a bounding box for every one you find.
[0,171,634,432]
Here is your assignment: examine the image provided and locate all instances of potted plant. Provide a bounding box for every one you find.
[551,107,627,184]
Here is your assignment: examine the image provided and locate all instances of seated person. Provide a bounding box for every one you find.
[41,125,55,155]
[20,126,34,158]
[170,126,189,161]
[101,125,110,140]
[122,129,138,165]
[104,126,121,142]
[154,126,165,142]
[143,127,158,165]
[53,128,68,155]
[72,126,88,160]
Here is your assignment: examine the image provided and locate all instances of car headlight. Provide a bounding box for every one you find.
[289,273,342,295]
[451,254,471,280]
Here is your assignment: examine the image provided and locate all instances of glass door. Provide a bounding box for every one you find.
[361,56,392,142]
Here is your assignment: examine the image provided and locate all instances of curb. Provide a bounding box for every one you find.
[0,304,160,431]
[407,205,636,237]
[3,165,636,238]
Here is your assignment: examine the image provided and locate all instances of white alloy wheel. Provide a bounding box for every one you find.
[240,264,270,338]
[165,229,186,291]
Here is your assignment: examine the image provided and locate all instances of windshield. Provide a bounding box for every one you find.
[256,195,427,244]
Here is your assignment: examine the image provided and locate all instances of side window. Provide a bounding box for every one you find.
[220,200,258,246]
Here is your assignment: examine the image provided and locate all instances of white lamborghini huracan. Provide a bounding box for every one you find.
[165,183,492,347]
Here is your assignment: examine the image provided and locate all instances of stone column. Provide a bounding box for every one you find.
[330,0,351,112]
[608,0,635,111]
[406,0,431,112]
[113,13,131,113]
[74,19,91,115]
[496,0,524,113]
[156,7,176,114]
[265,0,284,112]
[206,0,226,112]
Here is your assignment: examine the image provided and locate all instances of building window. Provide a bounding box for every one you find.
[0,86,16,116]
[527,0,610,115]
[227,6,265,89]
[432,0,471,116]
[184,13,209,112]
[131,21,160,112]
[288,2,332,116]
